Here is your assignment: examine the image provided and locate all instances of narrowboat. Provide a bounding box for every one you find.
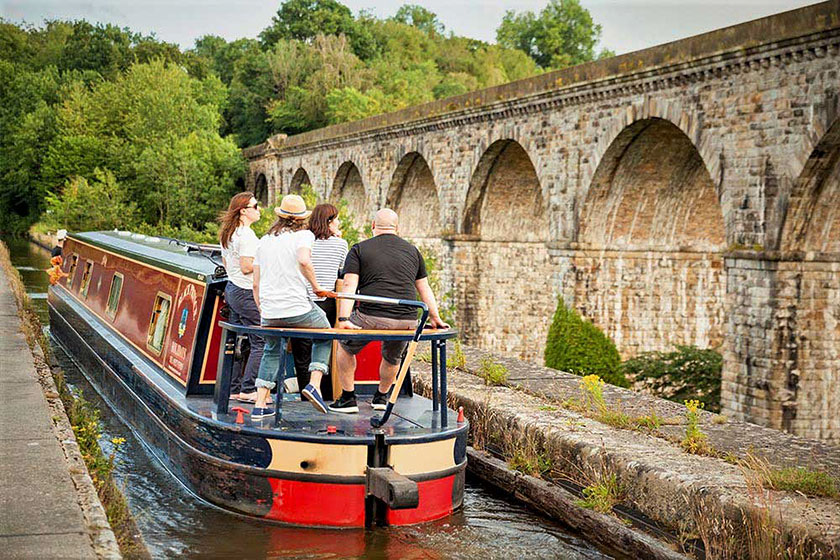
[48,231,466,527]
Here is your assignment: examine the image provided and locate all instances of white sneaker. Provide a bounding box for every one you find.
[283,377,300,393]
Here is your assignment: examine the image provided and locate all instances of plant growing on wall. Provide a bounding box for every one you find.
[544,297,627,387]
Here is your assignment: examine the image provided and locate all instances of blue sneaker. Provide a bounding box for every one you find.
[251,407,275,419]
[301,384,328,414]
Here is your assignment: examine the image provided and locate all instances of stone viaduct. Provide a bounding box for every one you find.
[244,2,840,443]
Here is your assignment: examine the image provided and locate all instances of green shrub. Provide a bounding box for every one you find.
[621,345,721,412]
[544,298,627,387]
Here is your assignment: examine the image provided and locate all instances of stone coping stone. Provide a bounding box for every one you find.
[412,343,840,554]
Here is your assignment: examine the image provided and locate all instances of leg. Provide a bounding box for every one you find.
[378,359,400,393]
[290,337,312,388]
[235,287,263,396]
[255,334,282,408]
[336,344,357,393]
[224,285,245,396]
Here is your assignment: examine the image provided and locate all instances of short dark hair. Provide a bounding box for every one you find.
[309,203,339,240]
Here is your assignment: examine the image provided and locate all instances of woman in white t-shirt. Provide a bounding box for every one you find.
[219,192,264,403]
[252,194,334,418]
[290,203,348,394]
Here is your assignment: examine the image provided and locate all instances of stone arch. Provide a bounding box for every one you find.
[289,167,312,195]
[330,161,371,231]
[254,173,268,205]
[386,152,442,240]
[463,139,548,241]
[454,139,553,361]
[574,117,727,358]
[770,116,840,442]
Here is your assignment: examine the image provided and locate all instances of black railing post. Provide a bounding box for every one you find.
[274,337,286,425]
[439,340,447,428]
[214,327,235,415]
[431,340,439,412]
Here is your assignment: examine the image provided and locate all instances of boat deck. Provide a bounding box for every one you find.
[186,392,456,440]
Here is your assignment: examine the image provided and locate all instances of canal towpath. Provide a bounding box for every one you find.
[0,264,117,558]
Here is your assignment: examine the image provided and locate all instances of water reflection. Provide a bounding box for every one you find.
[6,238,619,560]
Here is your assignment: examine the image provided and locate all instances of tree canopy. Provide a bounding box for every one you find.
[0,1,613,235]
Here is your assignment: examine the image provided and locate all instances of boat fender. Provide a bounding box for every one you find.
[365,467,419,510]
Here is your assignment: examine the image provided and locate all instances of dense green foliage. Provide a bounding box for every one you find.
[497,0,614,68]
[1,1,612,235]
[544,298,627,387]
[621,345,722,412]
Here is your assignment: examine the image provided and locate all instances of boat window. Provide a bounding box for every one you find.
[80,261,94,298]
[67,254,79,287]
[147,293,172,354]
[106,273,123,319]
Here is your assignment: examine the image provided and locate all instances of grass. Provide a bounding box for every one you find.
[478,355,508,386]
[0,241,145,558]
[742,453,839,501]
[576,473,624,515]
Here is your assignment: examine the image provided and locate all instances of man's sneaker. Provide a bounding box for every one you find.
[371,390,389,411]
[328,393,359,414]
[251,407,275,419]
[283,377,300,393]
[301,384,328,414]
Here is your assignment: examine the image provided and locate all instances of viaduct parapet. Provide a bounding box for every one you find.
[244,1,840,443]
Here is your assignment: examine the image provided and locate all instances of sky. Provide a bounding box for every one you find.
[1,0,819,56]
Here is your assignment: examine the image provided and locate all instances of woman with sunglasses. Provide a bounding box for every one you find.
[219,192,266,404]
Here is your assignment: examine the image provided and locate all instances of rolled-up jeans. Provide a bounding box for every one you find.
[256,305,331,390]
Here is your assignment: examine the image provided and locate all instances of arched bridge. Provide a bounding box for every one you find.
[244,1,840,443]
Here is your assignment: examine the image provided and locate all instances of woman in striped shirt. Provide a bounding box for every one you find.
[290,203,349,395]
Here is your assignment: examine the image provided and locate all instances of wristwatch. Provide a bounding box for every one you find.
[338,316,350,322]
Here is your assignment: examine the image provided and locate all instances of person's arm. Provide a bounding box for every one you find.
[337,273,361,329]
[297,246,333,298]
[415,277,449,329]
[252,265,261,313]
[239,256,254,275]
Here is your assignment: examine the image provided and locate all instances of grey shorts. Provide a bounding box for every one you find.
[339,310,417,365]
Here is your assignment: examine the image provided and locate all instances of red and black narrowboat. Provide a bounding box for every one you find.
[48,231,466,527]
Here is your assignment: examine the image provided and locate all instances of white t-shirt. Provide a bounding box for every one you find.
[254,229,315,319]
[221,226,258,290]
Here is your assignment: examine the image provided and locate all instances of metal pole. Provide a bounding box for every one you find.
[440,340,447,428]
[215,327,235,415]
[274,336,285,425]
[431,339,439,412]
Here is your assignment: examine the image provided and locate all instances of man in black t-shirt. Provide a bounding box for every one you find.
[330,208,449,413]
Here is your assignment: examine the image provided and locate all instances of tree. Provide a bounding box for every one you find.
[43,168,136,231]
[259,0,376,60]
[392,5,444,35]
[496,0,609,69]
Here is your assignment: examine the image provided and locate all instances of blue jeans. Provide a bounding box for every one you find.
[256,305,331,390]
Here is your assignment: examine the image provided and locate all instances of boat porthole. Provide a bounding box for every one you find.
[300,460,310,470]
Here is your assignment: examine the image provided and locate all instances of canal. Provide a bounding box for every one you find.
[6,238,622,559]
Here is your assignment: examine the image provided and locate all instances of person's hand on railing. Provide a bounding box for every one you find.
[428,316,449,329]
[314,288,337,299]
[338,318,362,330]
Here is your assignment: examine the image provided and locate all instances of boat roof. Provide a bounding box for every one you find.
[70,231,224,282]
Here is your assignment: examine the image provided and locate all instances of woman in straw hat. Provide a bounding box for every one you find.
[251,194,335,418]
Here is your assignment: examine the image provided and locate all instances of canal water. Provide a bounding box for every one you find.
[6,238,621,559]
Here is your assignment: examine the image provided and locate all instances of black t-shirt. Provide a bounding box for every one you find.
[343,234,427,320]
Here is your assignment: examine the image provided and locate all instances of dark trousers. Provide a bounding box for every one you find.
[224,282,264,395]
[291,298,336,399]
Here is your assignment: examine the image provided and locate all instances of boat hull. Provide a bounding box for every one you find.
[49,286,466,528]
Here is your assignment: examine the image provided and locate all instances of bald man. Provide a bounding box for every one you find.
[330,208,449,413]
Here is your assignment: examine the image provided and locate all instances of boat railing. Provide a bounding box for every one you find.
[215,293,457,428]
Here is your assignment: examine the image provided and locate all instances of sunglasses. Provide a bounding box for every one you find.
[246,202,260,210]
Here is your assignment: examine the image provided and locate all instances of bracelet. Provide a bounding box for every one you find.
[338,316,350,322]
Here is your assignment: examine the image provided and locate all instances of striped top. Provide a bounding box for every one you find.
[308,235,349,301]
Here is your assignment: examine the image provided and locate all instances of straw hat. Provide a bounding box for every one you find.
[274,194,311,220]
